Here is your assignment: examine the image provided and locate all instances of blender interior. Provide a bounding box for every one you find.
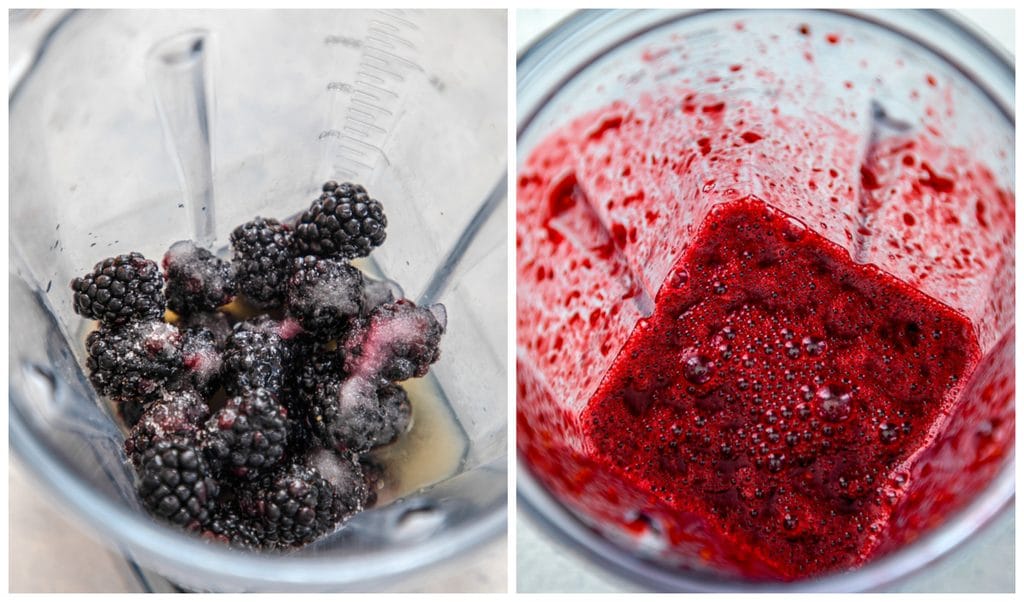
[10,9,507,591]
[516,9,1013,590]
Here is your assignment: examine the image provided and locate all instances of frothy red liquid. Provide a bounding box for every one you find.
[517,87,1013,579]
[583,198,977,577]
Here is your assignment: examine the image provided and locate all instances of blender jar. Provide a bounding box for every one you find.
[10,9,507,592]
[517,9,1013,591]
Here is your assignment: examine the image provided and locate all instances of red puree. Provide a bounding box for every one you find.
[517,88,1013,579]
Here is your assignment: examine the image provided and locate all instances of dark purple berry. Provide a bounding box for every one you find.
[71,252,165,325]
[286,256,364,340]
[230,217,294,309]
[163,240,235,315]
[202,388,290,479]
[294,182,387,259]
[136,437,219,531]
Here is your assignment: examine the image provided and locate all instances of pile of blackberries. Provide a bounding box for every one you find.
[70,181,446,550]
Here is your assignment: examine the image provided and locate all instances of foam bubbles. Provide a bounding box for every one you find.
[815,385,852,422]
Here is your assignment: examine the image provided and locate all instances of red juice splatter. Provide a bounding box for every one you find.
[517,84,1014,580]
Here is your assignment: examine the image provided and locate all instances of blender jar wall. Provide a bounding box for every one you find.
[10,9,506,591]
[517,9,1013,589]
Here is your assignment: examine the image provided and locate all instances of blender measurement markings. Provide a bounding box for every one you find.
[323,10,422,180]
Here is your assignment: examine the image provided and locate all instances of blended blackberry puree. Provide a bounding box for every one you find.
[517,35,1014,579]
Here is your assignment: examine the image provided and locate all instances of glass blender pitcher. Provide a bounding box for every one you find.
[10,9,507,592]
[517,9,1013,591]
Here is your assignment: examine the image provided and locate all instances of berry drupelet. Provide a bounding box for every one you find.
[313,378,412,453]
[294,181,387,259]
[200,508,266,550]
[163,240,235,315]
[230,217,295,309]
[71,252,166,325]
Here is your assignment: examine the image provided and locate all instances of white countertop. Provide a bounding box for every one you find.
[9,457,507,592]
[515,8,1014,594]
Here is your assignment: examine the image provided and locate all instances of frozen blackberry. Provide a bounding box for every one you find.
[202,388,290,479]
[283,416,322,461]
[178,325,224,396]
[344,300,447,382]
[136,437,219,531]
[285,337,346,418]
[294,181,387,259]
[163,240,235,315]
[286,256,364,340]
[221,319,290,396]
[377,383,413,445]
[360,277,400,317]
[230,217,295,309]
[71,252,165,325]
[239,462,347,548]
[314,378,411,453]
[179,311,233,348]
[305,448,370,516]
[201,508,265,550]
[86,320,184,403]
[125,389,209,466]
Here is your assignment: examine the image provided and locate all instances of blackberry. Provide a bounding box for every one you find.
[125,389,209,466]
[343,300,447,382]
[285,337,345,418]
[286,256,364,340]
[377,383,414,445]
[221,319,290,396]
[294,181,387,259]
[201,508,265,550]
[71,252,165,325]
[179,311,233,348]
[361,277,399,316]
[202,388,290,479]
[305,448,370,516]
[239,462,347,548]
[163,240,235,315]
[86,320,184,402]
[315,379,412,453]
[178,325,224,396]
[230,217,295,309]
[136,437,219,531]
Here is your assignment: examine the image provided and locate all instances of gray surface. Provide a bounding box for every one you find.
[515,8,1015,594]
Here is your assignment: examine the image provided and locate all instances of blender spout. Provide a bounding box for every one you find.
[146,30,217,249]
